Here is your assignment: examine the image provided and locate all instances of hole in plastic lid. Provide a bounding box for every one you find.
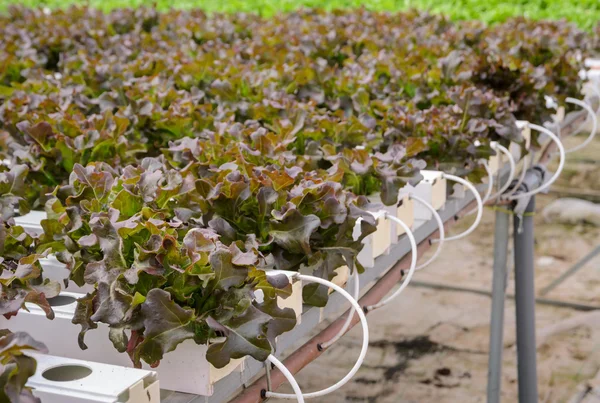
[48,295,77,307]
[42,365,93,382]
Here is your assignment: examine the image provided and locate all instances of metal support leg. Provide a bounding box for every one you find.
[487,209,510,403]
[539,243,600,296]
[513,197,538,403]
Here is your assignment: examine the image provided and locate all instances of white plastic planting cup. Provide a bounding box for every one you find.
[488,152,502,175]
[27,352,159,403]
[255,272,304,323]
[400,171,446,221]
[395,194,414,237]
[368,193,399,243]
[356,211,391,269]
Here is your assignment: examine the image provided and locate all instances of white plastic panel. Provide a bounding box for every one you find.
[584,58,600,69]
[3,293,243,395]
[13,210,45,235]
[330,265,350,290]
[27,352,159,403]
[40,256,94,294]
[488,153,502,175]
[255,273,303,324]
[356,211,391,268]
[400,171,446,220]
[367,193,398,242]
[395,195,414,237]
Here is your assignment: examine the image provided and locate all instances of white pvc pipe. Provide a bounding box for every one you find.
[320,270,360,349]
[364,212,417,311]
[487,142,516,202]
[505,124,565,201]
[266,355,305,403]
[437,174,483,242]
[408,194,445,271]
[564,97,598,154]
[265,274,369,400]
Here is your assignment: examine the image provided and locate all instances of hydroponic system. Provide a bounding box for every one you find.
[0,6,599,403]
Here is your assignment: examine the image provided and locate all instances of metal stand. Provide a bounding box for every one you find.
[487,167,545,403]
[513,197,539,403]
[540,243,600,296]
[487,210,510,403]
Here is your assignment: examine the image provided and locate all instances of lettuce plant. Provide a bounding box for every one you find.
[0,6,592,200]
[0,221,60,320]
[0,330,47,403]
[40,159,375,367]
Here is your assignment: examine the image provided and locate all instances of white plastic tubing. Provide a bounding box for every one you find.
[504,123,565,201]
[564,97,598,154]
[436,174,483,242]
[322,199,438,348]
[464,161,493,216]
[408,195,445,270]
[266,355,305,403]
[488,142,516,202]
[264,273,369,401]
[320,270,360,349]
[364,211,417,312]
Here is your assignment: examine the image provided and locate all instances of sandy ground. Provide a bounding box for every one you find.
[274,137,600,402]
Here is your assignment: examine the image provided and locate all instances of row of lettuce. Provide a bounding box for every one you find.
[0,7,595,390]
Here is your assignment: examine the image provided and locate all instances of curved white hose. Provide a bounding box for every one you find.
[364,212,417,311]
[320,270,360,349]
[409,194,444,271]
[504,124,565,201]
[437,174,483,242]
[465,161,493,215]
[265,273,369,400]
[487,142,516,201]
[564,97,597,154]
[266,355,305,403]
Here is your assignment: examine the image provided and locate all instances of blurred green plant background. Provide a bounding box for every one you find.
[1,0,598,30]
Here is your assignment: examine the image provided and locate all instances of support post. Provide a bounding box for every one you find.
[513,197,538,403]
[539,243,600,296]
[487,209,510,403]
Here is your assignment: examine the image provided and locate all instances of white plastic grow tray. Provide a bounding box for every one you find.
[40,255,94,294]
[13,209,45,235]
[400,170,446,221]
[395,194,414,237]
[366,193,415,242]
[488,150,503,175]
[4,272,304,397]
[584,58,600,69]
[27,352,159,403]
[355,210,391,269]
[367,193,399,242]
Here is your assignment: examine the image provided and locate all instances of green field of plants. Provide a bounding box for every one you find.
[2,0,600,29]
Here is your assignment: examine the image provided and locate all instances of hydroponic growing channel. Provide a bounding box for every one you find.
[0,6,599,403]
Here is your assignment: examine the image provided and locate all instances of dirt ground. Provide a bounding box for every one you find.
[276,137,600,402]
